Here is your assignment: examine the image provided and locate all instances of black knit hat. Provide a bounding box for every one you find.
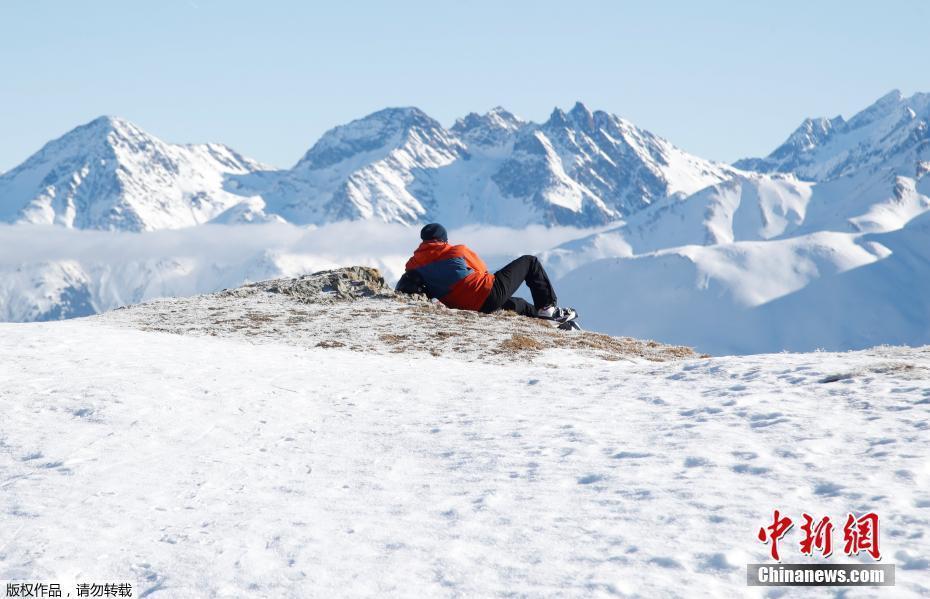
[420,223,448,243]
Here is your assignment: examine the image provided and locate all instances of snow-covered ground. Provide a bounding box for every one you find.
[1,278,929,597]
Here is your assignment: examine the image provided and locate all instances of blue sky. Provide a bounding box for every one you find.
[2,0,929,172]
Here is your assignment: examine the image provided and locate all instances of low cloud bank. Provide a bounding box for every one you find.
[2,221,599,278]
[0,222,601,321]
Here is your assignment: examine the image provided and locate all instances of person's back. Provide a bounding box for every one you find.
[404,226,494,311]
[400,223,577,324]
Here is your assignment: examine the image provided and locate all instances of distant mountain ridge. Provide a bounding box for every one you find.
[0,103,735,230]
[5,91,928,232]
[735,90,930,182]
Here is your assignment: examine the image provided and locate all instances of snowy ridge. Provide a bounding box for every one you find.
[0,260,97,322]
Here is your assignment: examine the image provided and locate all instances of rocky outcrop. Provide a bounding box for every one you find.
[243,266,395,303]
[102,267,699,363]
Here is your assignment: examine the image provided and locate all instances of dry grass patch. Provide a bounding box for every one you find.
[499,334,545,353]
[316,340,346,348]
[246,312,275,323]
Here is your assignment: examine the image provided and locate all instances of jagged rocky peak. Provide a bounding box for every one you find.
[546,106,570,128]
[568,101,595,130]
[489,100,734,223]
[542,102,625,138]
[542,102,596,130]
[451,106,525,147]
[295,107,455,170]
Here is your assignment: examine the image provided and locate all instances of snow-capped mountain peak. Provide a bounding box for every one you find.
[0,116,265,231]
[780,116,845,155]
[263,107,466,225]
[293,107,457,172]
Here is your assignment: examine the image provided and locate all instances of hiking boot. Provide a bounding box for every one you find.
[536,305,577,323]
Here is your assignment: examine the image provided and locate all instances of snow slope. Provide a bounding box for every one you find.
[542,161,929,278]
[747,210,930,352]
[1,290,928,597]
[539,172,816,275]
[541,114,930,355]
[0,117,267,231]
[555,209,930,355]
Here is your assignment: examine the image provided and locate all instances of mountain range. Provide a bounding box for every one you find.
[1,102,737,230]
[4,91,928,234]
[2,90,929,354]
[545,90,930,353]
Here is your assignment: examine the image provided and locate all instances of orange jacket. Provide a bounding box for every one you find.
[404,241,495,310]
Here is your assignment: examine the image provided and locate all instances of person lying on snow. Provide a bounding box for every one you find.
[396,223,577,324]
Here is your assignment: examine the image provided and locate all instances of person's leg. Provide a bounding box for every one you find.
[479,255,557,313]
[519,255,558,308]
[501,296,536,317]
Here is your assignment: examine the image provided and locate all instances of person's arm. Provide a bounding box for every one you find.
[396,270,428,295]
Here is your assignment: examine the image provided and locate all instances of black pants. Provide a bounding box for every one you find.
[480,255,557,317]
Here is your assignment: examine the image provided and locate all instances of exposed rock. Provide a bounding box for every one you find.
[239,266,395,303]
